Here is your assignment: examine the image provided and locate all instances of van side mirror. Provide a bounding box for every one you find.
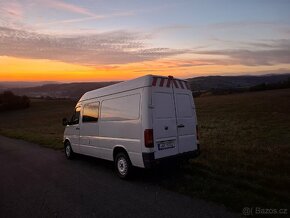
[62,118,69,126]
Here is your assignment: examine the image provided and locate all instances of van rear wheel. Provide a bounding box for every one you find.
[115,152,132,179]
[64,141,74,159]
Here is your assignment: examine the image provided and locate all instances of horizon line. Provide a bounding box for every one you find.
[1,72,290,83]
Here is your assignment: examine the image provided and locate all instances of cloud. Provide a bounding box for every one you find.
[209,21,290,39]
[35,11,134,27]
[210,21,290,30]
[0,1,24,28]
[195,39,290,66]
[35,1,183,27]
[0,1,43,31]
[0,26,191,65]
[42,0,95,16]
[1,2,23,18]
[154,24,192,32]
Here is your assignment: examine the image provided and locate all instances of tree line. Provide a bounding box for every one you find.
[192,77,290,97]
[0,91,30,111]
[249,77,290,91]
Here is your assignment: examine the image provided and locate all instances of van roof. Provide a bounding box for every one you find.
[79,74,189,102]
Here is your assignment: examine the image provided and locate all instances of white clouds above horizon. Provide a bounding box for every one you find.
[1,25,290,68]
[0,26,193,65]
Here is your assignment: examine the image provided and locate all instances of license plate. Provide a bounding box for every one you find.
[158,140,175,150]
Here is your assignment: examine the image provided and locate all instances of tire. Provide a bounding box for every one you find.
[64,141,74,159]
[114,152,132,179]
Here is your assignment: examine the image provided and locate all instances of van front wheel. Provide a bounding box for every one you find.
[64,141,74,159]
[115,152,132,179]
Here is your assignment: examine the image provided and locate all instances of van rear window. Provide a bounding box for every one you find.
[153,92,175,118]
[101,94,140,121]
[176,94,193,118]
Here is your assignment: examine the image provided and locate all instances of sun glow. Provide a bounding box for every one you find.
[1,56,290,82]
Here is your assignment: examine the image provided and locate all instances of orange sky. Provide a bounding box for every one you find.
[1,56,290,82]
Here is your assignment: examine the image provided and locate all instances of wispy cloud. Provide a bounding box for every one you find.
[0,1,35,36]
[195,39,290,66]
[154,24,192,32]
[0,0,25,29]
[0,0,134,34]
[0,26,191,65]
[209,21,290,37]
[38,2,180,26]
[210,21,290,30]
[42,0,95,16]
[1,1,23,19]
[35,11,134,27]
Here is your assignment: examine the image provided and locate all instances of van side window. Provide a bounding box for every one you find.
[101,94,140,121]
[70,106,81,125]
[83,102,99,123]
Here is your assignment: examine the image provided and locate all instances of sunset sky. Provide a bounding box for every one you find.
[0,0,290,82]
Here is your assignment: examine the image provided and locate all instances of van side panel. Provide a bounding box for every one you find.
[98,89,144,167]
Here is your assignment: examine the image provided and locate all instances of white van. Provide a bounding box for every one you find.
[63,75,200,178]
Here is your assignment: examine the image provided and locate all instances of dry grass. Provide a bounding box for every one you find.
[168,89,290,211]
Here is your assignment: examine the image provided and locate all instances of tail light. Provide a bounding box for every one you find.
[144,129,154,148]
[196,125,199,140]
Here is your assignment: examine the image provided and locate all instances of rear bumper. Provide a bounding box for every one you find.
[142,145,200,169]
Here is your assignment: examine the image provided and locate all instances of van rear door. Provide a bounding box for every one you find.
[152,79,178,159]
[173,81,198,153]
[152,76,197,159]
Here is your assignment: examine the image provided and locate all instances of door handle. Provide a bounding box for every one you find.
[76,127,80,130]
[177,124,185,128]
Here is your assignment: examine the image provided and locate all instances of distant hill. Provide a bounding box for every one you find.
[0,81,59,89]
[10,82,119,99]
[187,74,290,91]
[2,74,290,99]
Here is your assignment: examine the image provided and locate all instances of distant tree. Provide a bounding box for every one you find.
[0,91,30,111]
[250,83,268,91]
[250,77,290,92]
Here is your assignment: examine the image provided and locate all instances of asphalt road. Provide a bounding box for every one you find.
[0,136,237,218]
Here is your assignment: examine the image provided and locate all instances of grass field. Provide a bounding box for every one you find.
[0,89,289,212]
[0,98,76,149]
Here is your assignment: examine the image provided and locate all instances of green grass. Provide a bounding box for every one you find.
[0,99,76,149]
[0,89,289,212]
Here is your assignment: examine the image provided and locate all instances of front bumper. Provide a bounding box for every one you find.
[142,146,200,168]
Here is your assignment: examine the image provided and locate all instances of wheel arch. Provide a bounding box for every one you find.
[64,138,71,147]
[113,146,129,161]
